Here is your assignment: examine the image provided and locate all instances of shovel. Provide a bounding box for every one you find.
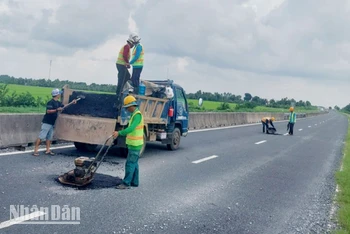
[62,95,85,110]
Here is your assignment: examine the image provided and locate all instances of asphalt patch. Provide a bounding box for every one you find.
[53,173,122,190]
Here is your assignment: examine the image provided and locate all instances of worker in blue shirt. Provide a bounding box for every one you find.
[129,34,144,94]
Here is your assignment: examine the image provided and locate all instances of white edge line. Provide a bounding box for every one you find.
[192,155,218,164]
[18,221,80,225]
[0,145,74,157]
[0,211,45,229]
[255,140,267,145]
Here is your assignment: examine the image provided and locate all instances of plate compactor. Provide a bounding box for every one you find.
[58,135,114,187]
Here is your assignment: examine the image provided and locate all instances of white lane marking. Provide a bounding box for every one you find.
[299,129,303,131]
[189,123,261,133]
[189,117,312,134]
[0,145,74,157]
[192,155,218,164]
[255,140,267,145]
[284,133,289,136]
[0,211,45,229]
[308,126,311,128]
[315,124,317,126]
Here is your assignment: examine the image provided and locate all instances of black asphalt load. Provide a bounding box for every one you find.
[0,111,347,234]
[62,91,119,118]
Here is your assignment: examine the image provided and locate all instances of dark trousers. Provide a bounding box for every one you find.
[289,123,295,135]
[116,64,130,96]
[131,67,143,94]
[262,121,274,133]
[116,64,130,110]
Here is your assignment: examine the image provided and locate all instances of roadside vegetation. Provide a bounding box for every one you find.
[0,75,330,114]
[334,113,350,234]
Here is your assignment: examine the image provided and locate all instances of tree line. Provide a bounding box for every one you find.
[0,75,116,93]
[187,90,314,109]
[0,75,335,110]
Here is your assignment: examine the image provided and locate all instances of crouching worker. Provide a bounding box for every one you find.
[261,117,276,134]
[113,95,144,189]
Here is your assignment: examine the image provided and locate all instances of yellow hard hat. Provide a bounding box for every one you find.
[289,107,294,112]
[123,95,138,108]
[271,117,275,121]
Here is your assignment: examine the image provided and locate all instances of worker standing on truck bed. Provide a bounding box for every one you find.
[115,36,135,100]
[129,34,144,94]
[113,95,144,189]
[33,89,76,156]
[261,117,275,134]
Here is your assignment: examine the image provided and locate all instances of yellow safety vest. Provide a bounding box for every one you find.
[131,44,144,67]
[116,45,130,65]
[126,110,144,146]
[261,117,271,123]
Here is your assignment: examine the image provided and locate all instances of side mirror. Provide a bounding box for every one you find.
[198,98,203,107]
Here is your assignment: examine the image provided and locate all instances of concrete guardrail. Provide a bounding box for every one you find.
[0,112,327,149]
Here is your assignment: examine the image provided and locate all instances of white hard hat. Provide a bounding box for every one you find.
[129,33,141,44]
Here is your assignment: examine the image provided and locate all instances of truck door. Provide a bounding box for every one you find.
[175,87,188,134]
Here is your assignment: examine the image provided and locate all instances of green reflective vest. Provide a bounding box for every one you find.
[289,112,296,123]
[126,110,144,146]
[116,45,130,65]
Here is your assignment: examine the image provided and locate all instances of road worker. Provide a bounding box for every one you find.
[288,107,296,135]
[33,89,77,156]
[115,36,135,99]
[129,34,144,94]
[113,95,144,189]
[261,117,275,134]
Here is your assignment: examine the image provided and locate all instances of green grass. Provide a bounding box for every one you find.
[188,99,237,110]
[334,114,350,233]
[0,84,321,114]
[5,84,55,99]
[3,83,113,96]
[188,99,319,113]
[0,106,46,113]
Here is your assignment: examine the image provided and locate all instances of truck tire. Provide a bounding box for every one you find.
[74,142,86,151]
[140,132,147,157]
[74,142,97,152]
[167,127,181,151]
[85,143,98,152]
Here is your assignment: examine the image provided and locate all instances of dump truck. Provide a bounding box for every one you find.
[54,79,189,156]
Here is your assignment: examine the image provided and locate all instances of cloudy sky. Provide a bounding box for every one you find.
[0,0,349,108]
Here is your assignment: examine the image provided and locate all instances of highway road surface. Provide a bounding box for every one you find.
[0,111,348,234]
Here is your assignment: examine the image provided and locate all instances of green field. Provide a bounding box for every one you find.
[2,83,112,98]
[0,84,320,114]
[187,99,319,113]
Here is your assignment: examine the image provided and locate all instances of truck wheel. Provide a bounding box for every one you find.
[85,144,98,152]
[74,142,86,151]
[167,128,181,151]
[118,147,128,158]
[140,133,147,157]
[74,142,97,152]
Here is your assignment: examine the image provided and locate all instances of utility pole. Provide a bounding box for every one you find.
[49,60,52,80]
